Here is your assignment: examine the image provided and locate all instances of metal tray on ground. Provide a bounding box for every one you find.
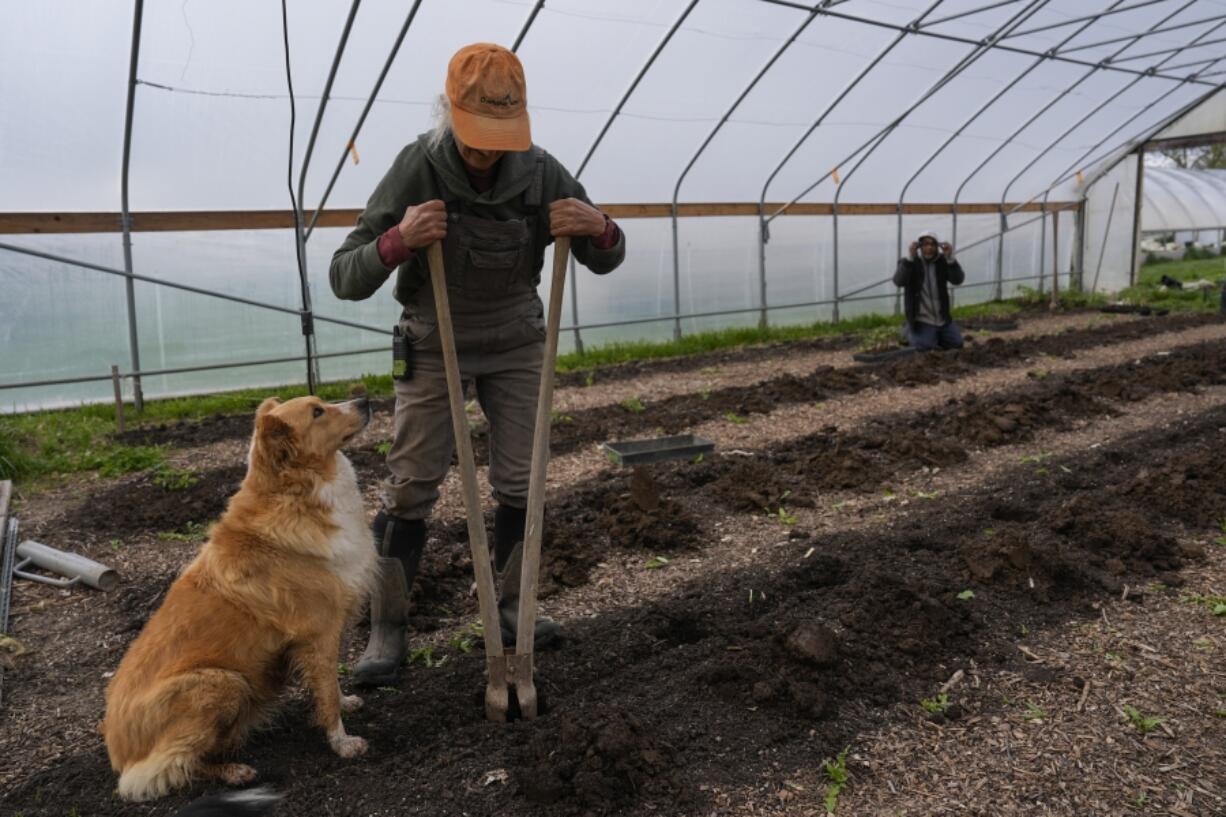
[852,346,919,364]
[602,434,715,466]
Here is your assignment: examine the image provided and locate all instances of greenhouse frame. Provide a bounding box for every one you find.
[3,0,1226,412]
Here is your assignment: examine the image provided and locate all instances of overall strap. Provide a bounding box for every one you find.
[425,157,461,216]
[523,146,546,208]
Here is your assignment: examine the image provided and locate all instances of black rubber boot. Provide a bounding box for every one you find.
[353,512,425,687]
[493,504,560,649]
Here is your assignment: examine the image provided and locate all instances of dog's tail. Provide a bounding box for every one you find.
[117,743,199,802]
[174,786,282,817]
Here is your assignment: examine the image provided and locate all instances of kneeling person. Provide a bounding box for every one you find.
[894,231,964,351]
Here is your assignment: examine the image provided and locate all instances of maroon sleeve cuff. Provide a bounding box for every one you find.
[377,226,413,269]
[590,215,620,250]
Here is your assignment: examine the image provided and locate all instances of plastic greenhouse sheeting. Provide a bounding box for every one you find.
[2,0,1225,411]
[1142,167,1226,232]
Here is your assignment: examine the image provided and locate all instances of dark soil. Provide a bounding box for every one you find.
[10,399,1223,817]
[4,322,1225,817]
[111,312,1218,454]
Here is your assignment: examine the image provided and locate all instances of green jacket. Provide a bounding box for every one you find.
[329,132,625,307]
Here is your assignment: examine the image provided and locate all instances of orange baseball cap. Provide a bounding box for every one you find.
[446,43,531,152]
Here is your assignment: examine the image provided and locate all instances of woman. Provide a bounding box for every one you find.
[330,42,625,686]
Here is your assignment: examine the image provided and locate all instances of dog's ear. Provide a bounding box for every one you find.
[255,412,297,468]
[256,397,282,417]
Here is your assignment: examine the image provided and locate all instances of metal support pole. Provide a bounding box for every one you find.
[511,0,546,52]
[292,0,361,393]
[670,213,682,341]
[996,206,1006,300]
[1074,198,1087,291]
[906,0,1117,254]
[759,0,1215,85]
[1056,14,1226,56]
[673,3,828,341]
[1009,60,1226,241]
[573,0,699,349]
[1051,208,1060,306]
[111,365,125,434]
[759,217,769,329]
[305,0,424,240]
[1002,0,1167,40]
[1130,151,1144,286]
[953,1,1198,236]
[831,207,840,323]
[830,0,1045,320]
[998,16,1226,213]
[759,1,943,332]
[1037,203,1047,295]
[121,0,145,411]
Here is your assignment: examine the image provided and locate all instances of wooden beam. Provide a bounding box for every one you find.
[1142,130,1226,151]
[0,201,1079,234]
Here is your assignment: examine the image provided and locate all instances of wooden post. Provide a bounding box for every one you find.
[111,365,125,434]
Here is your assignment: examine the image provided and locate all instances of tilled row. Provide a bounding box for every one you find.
[269,400,1226,815]
[533,336,1226,595]
[112,312,1216,453]
[488,402,1226,813]
[60,332,1226,603]
[17,352,1226,817]
[495,311,1220,460]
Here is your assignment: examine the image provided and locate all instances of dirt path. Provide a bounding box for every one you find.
[2,313,1224,817]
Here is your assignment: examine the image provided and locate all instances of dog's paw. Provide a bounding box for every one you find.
[219,763,258,786]
[331,734,368,759]
[340,694,364,713]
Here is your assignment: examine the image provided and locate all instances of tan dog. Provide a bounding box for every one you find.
[102,396,377,802]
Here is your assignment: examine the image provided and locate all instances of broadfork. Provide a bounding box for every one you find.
[426,235,570,721]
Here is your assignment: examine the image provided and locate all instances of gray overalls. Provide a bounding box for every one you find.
[382,151,548,519]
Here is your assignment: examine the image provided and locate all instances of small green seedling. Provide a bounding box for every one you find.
[449,624,482,654]
[920,693,950,714]
[152,465,199,491]
[691,452,705,464]
[407,645,445,668]
[157,521,207,543]
[699,387,711,400]
[957,590,975,601]
[1123,704,1163,734]
[823,746,850,814]
[1022,701,1046,722]
[337,662,351,676]
[645,556,670,570]
[912,490,939,500]
[583,372,595,387]
[375,440,393,455]
[551,410,574,425]
[771,507,798,526]
[1213,536,1226,547]
[724,412,749,425]
[619,397,645,414]
[108,539,123,551]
